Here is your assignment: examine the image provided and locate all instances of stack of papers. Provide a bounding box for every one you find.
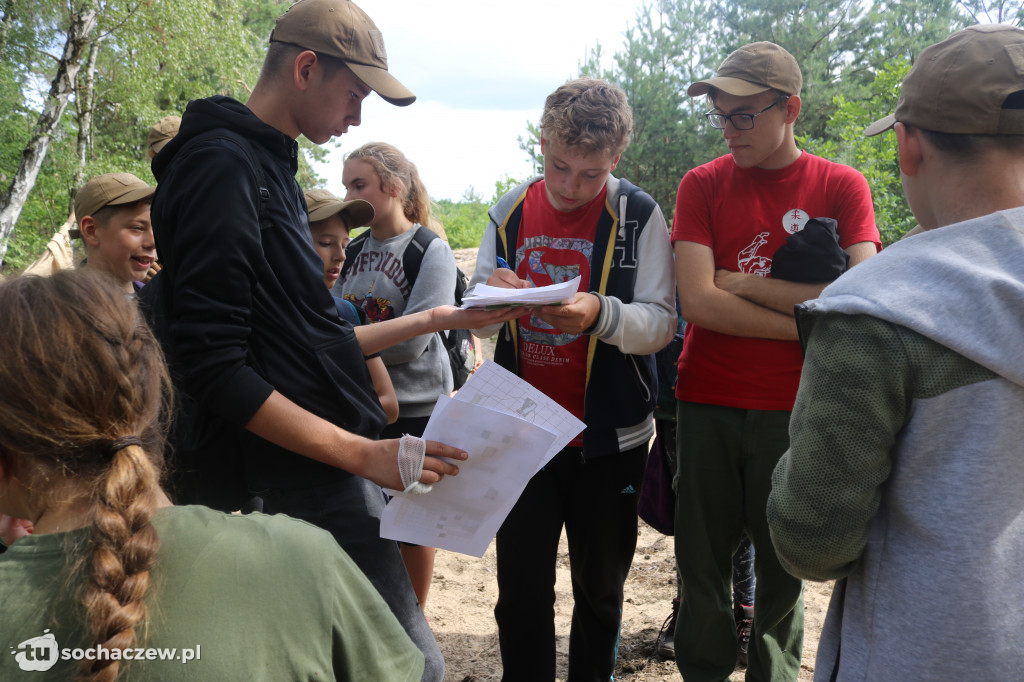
[460,275,581,309]
[380,361,585,557]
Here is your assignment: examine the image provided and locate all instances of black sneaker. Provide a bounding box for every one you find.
[735,603,754,667]
[657,597,680,659]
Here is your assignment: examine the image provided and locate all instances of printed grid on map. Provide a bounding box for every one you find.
[454,360,584,465]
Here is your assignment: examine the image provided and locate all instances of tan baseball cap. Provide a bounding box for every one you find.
[147,115,181,158]
[304,188,374,226]
[74,173,155,220]
[865,24,1024,137]
[688,42,802,97]
[270,0,415,107]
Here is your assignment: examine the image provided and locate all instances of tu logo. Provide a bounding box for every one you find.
[10,629,58,672]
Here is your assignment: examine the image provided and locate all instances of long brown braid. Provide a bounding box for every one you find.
[0,269,171,681]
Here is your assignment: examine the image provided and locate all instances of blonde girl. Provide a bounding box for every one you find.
[340,142,455,609]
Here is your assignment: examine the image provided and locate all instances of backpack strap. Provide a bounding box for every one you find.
[403,225,440,287]
[340,231,370,279]
[178,129,273,231]
[339,225,441,289]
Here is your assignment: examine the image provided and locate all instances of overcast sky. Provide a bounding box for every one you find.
[316,0,650,201]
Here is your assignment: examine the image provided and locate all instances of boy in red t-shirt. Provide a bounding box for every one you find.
[468,78,676,680]
[671,42,881,682]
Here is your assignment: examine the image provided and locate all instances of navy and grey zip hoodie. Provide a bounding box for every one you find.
[143,96,385,506]
[468,176,676,458]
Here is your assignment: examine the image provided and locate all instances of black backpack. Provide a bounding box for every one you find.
[342,226,473,388]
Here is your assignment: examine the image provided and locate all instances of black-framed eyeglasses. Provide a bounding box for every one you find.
[704,96,789,130]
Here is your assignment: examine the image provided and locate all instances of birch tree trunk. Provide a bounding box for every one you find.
[0,0,98,267]
[71,36,101,215]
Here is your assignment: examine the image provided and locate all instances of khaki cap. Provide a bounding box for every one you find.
[865,24,1024,137]
[688,42,802,97]
[270,0,415,106]
[147,115,181,158]
[304,188,374,226]
[74,173,155,221]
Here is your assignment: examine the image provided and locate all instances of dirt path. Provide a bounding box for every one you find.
[433,249,832,681]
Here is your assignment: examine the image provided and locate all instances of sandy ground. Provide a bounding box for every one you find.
[433,249,832,681]
[427,523,832,682]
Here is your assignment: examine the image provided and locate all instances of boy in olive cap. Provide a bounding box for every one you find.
[141,3,521,679]
[304,188,399,424]
[147,115,181,159]
[75,172,156,293]
[670,42,881,681]
[769,24,1024,680]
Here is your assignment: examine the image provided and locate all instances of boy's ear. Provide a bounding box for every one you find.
[78,215,102,248]
[610,153,621,171]
[540,136,547,155]
[293,50,319,92]
[783,95,801,124]
[895,122,923,177]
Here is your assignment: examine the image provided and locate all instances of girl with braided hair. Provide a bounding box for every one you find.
[0,269,425,681]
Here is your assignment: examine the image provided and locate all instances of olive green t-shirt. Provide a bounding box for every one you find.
[0,505,424,681]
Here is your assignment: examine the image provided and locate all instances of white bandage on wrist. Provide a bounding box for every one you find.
[398,434,433,495]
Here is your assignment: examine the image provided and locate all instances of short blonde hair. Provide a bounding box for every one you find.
[540,78,633,157]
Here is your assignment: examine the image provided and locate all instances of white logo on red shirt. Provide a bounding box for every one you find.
[738,231,772,277]
[783,208,809,234]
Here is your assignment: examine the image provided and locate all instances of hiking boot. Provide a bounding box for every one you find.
[657,597,680,659]
[735,603,754,667]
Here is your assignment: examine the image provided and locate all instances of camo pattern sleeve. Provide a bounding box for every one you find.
[767,313,995,582]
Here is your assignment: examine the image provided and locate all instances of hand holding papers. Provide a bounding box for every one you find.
[380,361,585,557]
[461,275,581,309]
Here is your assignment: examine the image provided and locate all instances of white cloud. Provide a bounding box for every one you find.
[314,0,648,201]
[320,99,540,202]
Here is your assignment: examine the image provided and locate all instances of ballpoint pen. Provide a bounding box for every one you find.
[496,256,512,270]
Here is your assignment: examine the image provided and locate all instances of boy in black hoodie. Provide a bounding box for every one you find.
[143,2,520,679]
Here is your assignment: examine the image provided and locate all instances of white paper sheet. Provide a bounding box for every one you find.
[380,362,585,557]
[461,275,581,309]
[380,396,556,556]
[451,360,584,469]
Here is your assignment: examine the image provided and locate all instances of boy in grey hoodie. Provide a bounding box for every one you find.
[768,24,1024,681]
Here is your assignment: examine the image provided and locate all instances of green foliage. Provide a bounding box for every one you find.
[434,196,487,250]
[432,174,528,250]
[517,119,543,176]
[800,59,915,245]
[490,173,526,203]
[516,0,996,238]
[0,0,302,271]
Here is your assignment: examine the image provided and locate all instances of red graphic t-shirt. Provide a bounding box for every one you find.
[516,181,607,444]
[671,152,881,411]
